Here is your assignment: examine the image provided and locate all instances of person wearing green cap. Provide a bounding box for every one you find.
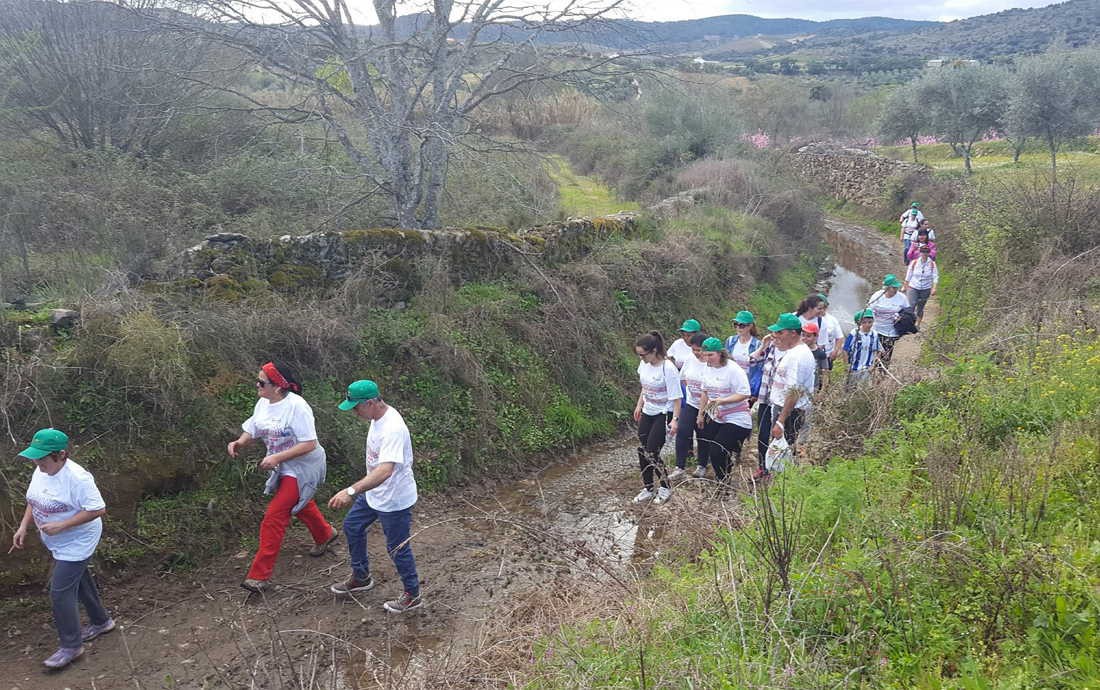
[11,428,115,670]
[899,203,925,262]
[670,332,708,481]
[866,276,910,366]
[633,331,682,505]
[753,313,817,478]
[667,318,702,371]
[228,361,337,594]
[795,294,844,389]
[724,310,763,400]
[328,379,422,613]
[843,310,881,386]
[696,337,753,487]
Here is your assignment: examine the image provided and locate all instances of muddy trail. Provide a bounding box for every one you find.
[0,217,935,690]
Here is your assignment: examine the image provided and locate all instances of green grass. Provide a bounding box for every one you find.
[877,137,1100,185]
[547,155,640,218]
[747,259,818,325]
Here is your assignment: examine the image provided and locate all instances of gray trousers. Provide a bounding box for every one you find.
[50,558,109,649]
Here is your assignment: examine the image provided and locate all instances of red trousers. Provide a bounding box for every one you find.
[247,476,333,581]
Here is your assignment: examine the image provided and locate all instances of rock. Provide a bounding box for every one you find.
[205,232,250,245]
[50,309,79,329]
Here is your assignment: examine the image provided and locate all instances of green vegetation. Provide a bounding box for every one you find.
[547,155,639,217]
[878,138,1100,184]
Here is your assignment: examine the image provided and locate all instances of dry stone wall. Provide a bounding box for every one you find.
[789,143,930,207]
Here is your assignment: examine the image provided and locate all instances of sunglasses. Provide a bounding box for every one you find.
[256,379,274,388]
[735,322,750,328]
[636,350,652,357]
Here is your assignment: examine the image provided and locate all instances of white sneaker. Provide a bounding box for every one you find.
[632,488,655,503]
[653,487,672,505]
[667,467,685,480]
[693,465,707,479]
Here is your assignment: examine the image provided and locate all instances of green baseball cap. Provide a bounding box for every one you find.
[701,337,724,352]
[767,313,803,332]
[18,428,69,460]
[854,309,874,323]
[817,293,829,305]
[732,310,755,325]
[883,274,903,288]
[338,379,380,411]
[911,202,921,208]
[679,319,701,333]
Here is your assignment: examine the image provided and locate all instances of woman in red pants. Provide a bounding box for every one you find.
[227,361,337,593]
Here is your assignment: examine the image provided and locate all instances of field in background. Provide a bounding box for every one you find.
[877,136,1100,184]
[546,155,640,218]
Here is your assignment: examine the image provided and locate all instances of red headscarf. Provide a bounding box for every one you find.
[262,362,300,393]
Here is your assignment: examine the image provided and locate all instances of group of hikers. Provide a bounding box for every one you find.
[11,368,422,671]
[8,201,941,673]
[627,201,941,505]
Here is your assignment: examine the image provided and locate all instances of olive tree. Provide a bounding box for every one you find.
[161,0,635,229]
[876,82,926,163]
[916,64,1008,174]
[1006,49,1100,185]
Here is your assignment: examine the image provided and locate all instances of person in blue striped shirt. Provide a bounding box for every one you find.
[843,310,880,387]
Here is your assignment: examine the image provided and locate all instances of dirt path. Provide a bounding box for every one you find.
[1,217,932,690]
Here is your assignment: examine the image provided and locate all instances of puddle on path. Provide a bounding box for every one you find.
[823,264,870,326]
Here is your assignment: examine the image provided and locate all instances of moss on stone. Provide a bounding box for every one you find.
[268,263,324,290]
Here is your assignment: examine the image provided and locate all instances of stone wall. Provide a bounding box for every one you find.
[789,143,930,207]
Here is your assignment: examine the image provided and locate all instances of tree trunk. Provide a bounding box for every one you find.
[418,135,449,229]
[910,136,918,163]
[1048,136,1058,189]
[963,146,972,174]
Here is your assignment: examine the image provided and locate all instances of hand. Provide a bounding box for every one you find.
[259,455,280,471]
[668,419,678,436]
[762,333,774,343]
[227,440,240,458]
[931,287,937,296]
[633,406,642,423]
[10,526,26,552]
[328,491,353,510]
[40,521,67,536]
[771,423,784,440]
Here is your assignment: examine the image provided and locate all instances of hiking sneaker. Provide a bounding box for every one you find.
[693,465,707,479]
[383,592,423,613]
[330,574,375,595]
[241,578,271,593]
[309,530,340,557]
[43,646,83,670]
[81,618,116,642]
[653,487,672,505]
[667,467,685,480]
[632,488,655,504]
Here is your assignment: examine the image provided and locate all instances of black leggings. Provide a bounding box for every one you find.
[674,404,700,469]
[638,412,671,490]
[698,420,752,482]
[756,404,805,471]
[879,335,900,366]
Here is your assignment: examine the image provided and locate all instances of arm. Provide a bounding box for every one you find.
[328,462,396,510]
[259,439,318,471]
[771,389,800,440]
[669,397,681,436]
[10,504,33,551]
[39,508,108,537]
[749,335,773,362]
[634,392,643,423]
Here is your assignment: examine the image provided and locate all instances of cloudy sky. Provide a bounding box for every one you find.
[627,0,1060,23]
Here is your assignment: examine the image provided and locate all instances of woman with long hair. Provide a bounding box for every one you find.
[867,275,910,367]
[632,332,682,505]
[725,310,763,406]
[696,338,753,488]
[228,361,338,592]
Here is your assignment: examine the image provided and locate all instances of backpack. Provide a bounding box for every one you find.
[894,306,919,337]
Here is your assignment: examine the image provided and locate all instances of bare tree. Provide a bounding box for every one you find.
[159,0,634,228]
[0,0,216,153]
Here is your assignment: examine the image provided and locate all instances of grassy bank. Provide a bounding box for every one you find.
[877,137,1100,184]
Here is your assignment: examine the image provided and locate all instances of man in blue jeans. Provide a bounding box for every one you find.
[328,380,421,613]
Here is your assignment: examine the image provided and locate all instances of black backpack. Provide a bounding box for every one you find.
[894,306,919,337]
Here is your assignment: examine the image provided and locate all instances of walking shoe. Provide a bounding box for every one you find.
[81,618,116,642]
[693,465,707,479]
[631,488,655,504]
[667,467,685,480]
[330,573,375,595]
[241,578,271,593]
[309,529,340,557]
[43,646,83,669]
[383,591,423,613]
[653,486,672,505]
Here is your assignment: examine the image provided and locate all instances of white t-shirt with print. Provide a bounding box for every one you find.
[680,357,706,409]
[900,210,924,239]
[638,359,683,416]
[364,406,418,512]
[869,291,911,338]
[799,313,844,352]
[25,460,106,562]
[729,337,754,372]
[767,342,817,411]
[699,362,752,428]
[666,338,693,370]
[243,393,318,478]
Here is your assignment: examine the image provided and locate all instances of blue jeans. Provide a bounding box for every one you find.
[902,239,912,263]
[343,495,419,596]
[51,558,110,649]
